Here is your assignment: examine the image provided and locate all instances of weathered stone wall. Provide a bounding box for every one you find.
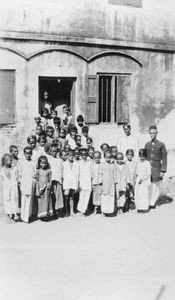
[1,0,175,47]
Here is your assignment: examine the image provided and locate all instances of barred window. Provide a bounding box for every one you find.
[86,73,131,124]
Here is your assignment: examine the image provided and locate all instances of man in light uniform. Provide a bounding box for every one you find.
[117,124,139,162]
[145,125,167,209]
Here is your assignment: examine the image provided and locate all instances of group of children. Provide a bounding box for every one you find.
[0,110,152,224]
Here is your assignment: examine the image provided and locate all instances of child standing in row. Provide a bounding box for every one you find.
[0,154,19,223]
[135,149,151,212]
[48,144,64,216]
[35,156,52,219]
[77,148,92,215]
[115,152,130,214]
[18,147,36,223]
[91,151,102,214]
[63,150,79,216]
[125,149,136,211]
[101,151,116,216]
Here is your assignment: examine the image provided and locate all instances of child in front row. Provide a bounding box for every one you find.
[77,148,92,215]
[115,152,130,214]
[125,149,136,211]
[91,151,102,214]
[35,155,52,219]
[63,150,79,216]
[48,144,64,216]
[101,151,116,216]
[135,149,151,212]
[18,146,36,223]
[0,154,19,223]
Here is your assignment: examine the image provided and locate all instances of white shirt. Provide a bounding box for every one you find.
[63,160,79,190]
[79,160,92,190]
[117,134,139,162]
[48,156,62,183]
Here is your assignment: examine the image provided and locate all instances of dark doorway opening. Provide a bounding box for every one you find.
[39,76,76,116]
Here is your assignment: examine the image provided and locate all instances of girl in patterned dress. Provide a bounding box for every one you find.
[35,156,52,219]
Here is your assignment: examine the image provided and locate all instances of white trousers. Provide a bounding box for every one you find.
[21,195,31,222]
[149,182,160,206]
[77,190,91,213]
[101,194,114,213]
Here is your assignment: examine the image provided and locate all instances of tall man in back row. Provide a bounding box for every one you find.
[145,125,167,209]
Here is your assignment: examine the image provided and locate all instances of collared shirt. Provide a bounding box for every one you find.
[117,134,139,161]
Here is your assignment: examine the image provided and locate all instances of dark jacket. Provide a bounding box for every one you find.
[144,140,167,182]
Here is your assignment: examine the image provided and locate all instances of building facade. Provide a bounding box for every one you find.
[0,0,175,181]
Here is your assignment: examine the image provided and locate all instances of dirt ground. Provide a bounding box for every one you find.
[0,196,175,300]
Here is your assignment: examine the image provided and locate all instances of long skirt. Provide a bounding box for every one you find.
[77,189,91,213]
[38,186,52,218]
[135,183,149,210]
[92,185,101,206]
[51,181,64,213]
[101,194,114,213]
[149,182,160,206]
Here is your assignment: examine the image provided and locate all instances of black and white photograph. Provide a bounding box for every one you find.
[0,0,175,299]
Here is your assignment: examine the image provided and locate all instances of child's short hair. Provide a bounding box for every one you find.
[60,150,67,158]
[126,149,134,156]
[50,143,58,150]
[104,150,112,157]
[76,115,84,123]
[111,145,117,151]
[87,137,93,143]
[36,124,43,129]
[42,108,49,115]
[117,152,124,159]
[9,145,18,153]
[67,149,75,156]
[94,151,101,158]
[75,147,80,153]
[88,146,95,152]
[53,117,61,125]
[100,143,109,150]
[75,134,81,140]
[46,126,54,132]
[64,144,71,151]
[44,144,51,155]
[38,135,47,143]
[23,146,32,154]
[1,153,12,167]
[139,149,147,157]
[81,148,88,156]
[27,135,37,144]
[82,126,89,133]
[60,127,66,134]
[70,127,77,133]
[37,155,50,170]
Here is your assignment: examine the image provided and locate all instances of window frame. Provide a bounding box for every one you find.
[97,72,131,125]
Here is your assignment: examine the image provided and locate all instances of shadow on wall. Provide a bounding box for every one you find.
[135,95,175,133]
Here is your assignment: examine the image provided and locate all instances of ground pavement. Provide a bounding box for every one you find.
[0,196,175,300]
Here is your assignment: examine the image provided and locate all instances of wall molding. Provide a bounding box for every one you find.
[0,45,143,66]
